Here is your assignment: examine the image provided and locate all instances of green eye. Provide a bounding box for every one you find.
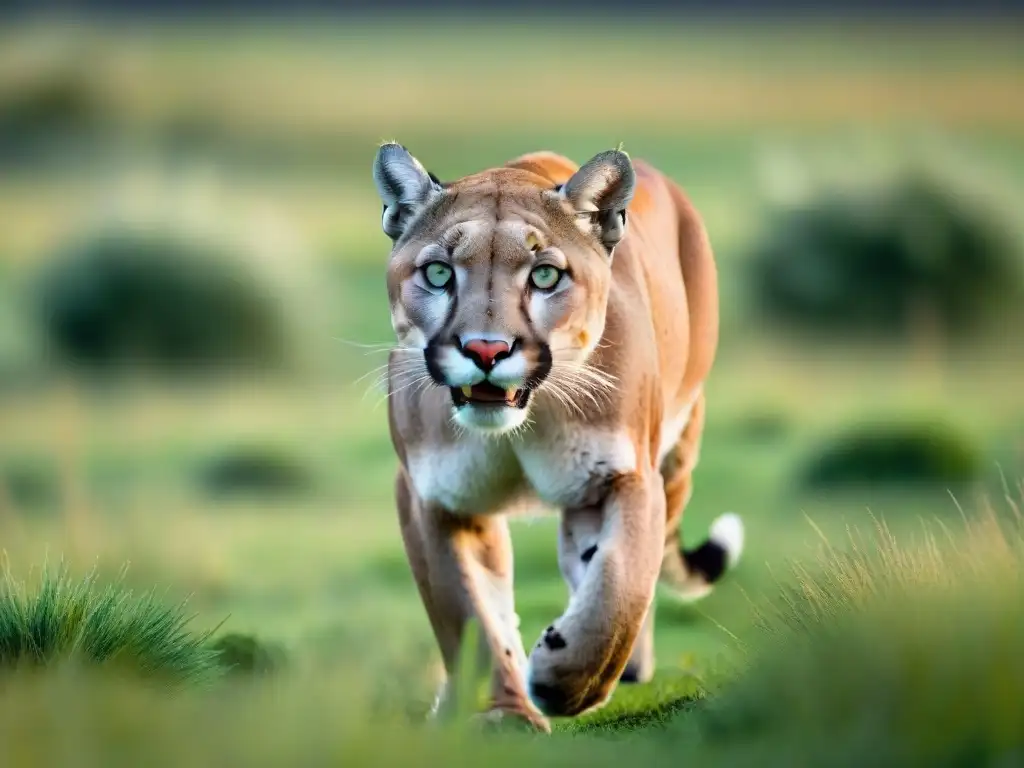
[423,262,453,289]
[530,265,562,290]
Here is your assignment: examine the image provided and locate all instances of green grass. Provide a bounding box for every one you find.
[0,13,1022,765]
[0,561,222,684]
[676,497,1024,766]
[0,495,1022,766]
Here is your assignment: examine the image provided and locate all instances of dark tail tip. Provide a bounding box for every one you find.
[661,513,744,603]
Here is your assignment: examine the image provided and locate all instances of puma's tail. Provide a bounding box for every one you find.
[659,512,744,603]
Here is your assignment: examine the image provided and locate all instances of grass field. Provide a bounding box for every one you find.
[1,14,1023,765]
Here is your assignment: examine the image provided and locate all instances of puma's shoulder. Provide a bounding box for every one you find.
[504,151,579,187]
[504,150,664,217]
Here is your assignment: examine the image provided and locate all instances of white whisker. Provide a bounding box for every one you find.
[353,358,425,393]
[447,409,467,439]
[352,362,395,387]
[363,346,422,357]
[556,364,616,391]
[371,373,435,411]
[555,369,616,406]
[533,347,621,417]
[356,353,431,404]
[334,337,409,352]
[551,356,619,393]
[549,372,602,412]
[539,375,585,417]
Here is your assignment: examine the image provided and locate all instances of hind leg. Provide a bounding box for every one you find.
[659,393,744,601]
[658,393,710,599]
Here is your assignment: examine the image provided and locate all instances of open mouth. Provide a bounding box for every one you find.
[450,382,530,409]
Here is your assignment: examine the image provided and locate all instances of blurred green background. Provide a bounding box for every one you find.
[1,8,1023,762]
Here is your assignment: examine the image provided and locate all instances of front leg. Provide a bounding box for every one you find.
[396,471,548,732]
[527,471,665,717]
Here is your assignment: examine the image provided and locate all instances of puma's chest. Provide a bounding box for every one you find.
[516,428,637,509]
[406,439,525,514]
[405,428,637,514]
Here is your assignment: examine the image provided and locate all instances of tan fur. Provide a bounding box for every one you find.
[376,145,723,731]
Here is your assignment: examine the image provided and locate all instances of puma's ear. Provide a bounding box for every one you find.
[561,149,635,254]
[372,142,442,242]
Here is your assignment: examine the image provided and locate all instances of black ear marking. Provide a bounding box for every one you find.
[372,142,441,243]
[581,545,598,563]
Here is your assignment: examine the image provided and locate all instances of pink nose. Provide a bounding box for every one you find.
[463,339,510,370]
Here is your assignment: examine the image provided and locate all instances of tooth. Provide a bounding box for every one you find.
[461,386,473,398]
[506,387,517,401]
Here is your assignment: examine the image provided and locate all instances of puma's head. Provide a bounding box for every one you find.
[373,143,634,434]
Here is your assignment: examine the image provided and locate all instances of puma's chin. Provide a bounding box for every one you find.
[450,383,532,434]
[453,405,529,434]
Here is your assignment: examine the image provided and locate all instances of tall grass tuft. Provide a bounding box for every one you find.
[684,484,1024,767]
[0,559,223,685]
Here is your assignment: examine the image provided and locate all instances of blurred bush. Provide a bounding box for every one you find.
[729,407,792,444]
[196,443,316,499]
[2,457,59,512]
[0,34,114,158]
[0,63,105,148]
[28,172,322,379]
[33,229,290,373]
[0,268,48,391]
[798,418,983,490]
[746,145,1024,342]
[0,564,221,683]
[210,632,286,677]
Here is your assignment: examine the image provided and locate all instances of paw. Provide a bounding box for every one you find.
[471,704,551,734]
[618,659,654,685]
[426,680,450,721]
[527,676,614,718]
[526,627,616,718]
